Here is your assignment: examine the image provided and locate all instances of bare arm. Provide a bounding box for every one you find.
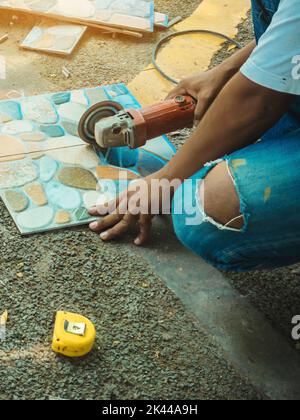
[162,71,294,182]
[168,40,257,123]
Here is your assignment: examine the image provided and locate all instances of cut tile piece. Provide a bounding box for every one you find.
[46,182,82,210]
[21,22,87,56]
[154,12,169,28]
[55,209,71,225]
[24,183,48,206]
[19,132,46,142]
[0,135,25,162]
[4,190,29,213]
[0,161,38,189]
[96,166,139,180]
[57,167,98,190]
[17,206,54,230]
[22,97,58,124]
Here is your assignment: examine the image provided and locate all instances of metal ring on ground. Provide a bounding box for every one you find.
[152,30,242,84]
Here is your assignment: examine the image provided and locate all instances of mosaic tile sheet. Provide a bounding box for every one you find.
[0,0,155,33]
[0,84,176,235]
[21,22,87,56]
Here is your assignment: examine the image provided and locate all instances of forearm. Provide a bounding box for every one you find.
[216,40,256,81]
[161,72,293,182]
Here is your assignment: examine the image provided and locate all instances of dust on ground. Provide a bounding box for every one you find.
[0,3,263,401]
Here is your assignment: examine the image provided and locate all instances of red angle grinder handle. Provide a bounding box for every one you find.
[127,95,196,148]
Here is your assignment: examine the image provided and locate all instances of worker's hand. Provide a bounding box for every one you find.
[88,171,178,246]
[166,68,229,125]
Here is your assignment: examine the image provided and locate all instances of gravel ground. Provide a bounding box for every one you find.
[0,2,264,401]
[0,207,262,400]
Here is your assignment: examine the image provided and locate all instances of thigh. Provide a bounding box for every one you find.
[172,128,300,271]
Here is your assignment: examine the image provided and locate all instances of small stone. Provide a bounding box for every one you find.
[70,90,89,105]
[39,156,58,182]
[40,124,65,137]
[61,120,79,136]
[52,92,71,105]
[0,135,25,162]
[85,87,108,105]
[55,209,71,225]
[46,182,82,210]
[58,102,86,123]
[26,143,45,160]
[0,101,22,120]
[19,132,45,142]
[46,136,99,168]
[0,161,37,189]
[75,207,90,221]
[57,167,98,190]
[17,206,54,230]
[83,191,114,209]
[0,114,13,124]
[34,33,56,49]
[2,120,34,135]
[4,190,29,212]
[96,166,139,180]
[22,97,58,124]
[24,183,48,206]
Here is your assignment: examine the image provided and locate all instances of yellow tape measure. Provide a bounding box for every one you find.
[52,311,96,358]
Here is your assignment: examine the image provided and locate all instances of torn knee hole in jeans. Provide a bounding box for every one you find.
[196,160,246,232]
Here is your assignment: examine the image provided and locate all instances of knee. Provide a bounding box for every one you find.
[172,161,245,270]
[203,161,244,230]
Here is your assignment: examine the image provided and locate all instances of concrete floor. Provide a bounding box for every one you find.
[0,3,300,400]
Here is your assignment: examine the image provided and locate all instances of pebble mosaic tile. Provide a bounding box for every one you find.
[0,0,155,33]
[21,22,87,55]
[0,84,175,235]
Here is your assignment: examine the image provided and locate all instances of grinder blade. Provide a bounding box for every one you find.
[78,101,124,146]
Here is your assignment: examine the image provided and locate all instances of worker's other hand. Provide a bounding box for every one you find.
[88,171,178,246]
[166,68,228,125]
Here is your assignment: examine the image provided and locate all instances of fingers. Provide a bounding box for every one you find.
[88,191,127,216]
[88,206,99,216]
[134,215,152,246]
[89,212,123,232]
[99,212,136,241]
[194,93,214,126]
[165,85,186,100]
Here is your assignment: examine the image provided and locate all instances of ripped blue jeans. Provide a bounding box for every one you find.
[172,0,300,271]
